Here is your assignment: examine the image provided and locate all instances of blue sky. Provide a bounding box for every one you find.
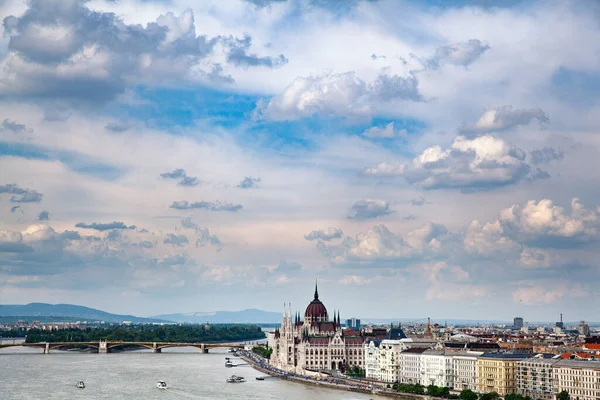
[0,0,599,321]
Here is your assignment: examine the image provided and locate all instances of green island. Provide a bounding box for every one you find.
[24,324,265,343]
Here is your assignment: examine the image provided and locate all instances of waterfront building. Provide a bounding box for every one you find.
[552,359,600,400]
[420,350,454,388]
[516,355,559,400]
[267,284,365,374]
[452,351,483,391]
[364,339,381,380]
[476,353,528,395]
[399,347,428,384]
[378,340,405,383]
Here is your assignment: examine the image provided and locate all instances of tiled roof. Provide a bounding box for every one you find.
[402,348,429,354]
[479,353,529,360]
[308,337,330,345]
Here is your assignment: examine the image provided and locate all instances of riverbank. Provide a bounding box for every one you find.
[237,350,433,400]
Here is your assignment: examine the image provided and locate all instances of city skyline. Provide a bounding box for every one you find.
[1,0,599,320]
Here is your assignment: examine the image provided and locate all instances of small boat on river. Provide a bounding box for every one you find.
[156,380,168,389]
[76,381,85,389]
[226,375,246,383]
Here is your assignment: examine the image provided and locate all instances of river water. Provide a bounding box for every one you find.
[0,345,379,400]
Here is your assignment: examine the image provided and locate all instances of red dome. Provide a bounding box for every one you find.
[304,283,328,319]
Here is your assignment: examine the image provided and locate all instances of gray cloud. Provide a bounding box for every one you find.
[0,242,35,253]
[180,217,221,247]
[105,122,131,132]
[530,147,564,165]
[75,222,136,231]
[0,184,43,203]
[461,105,549,134]
[348,199,393,220]
[238,176,261,189]
[160,169,187,179]
[1,3,276,103]
[1,119,26,133]
[138,240,154,249]
[225,35,288,68]
[164,233,189,247]
[160,169,200,186]
[304,227,344,241]
[410,197,426,206]
[426,39,490,68]
[364,135,547,192]
[170,200,243,212]
[274,260,302,274]
[37,211,50,220]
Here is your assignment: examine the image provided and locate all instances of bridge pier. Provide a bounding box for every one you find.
[44,342,50,354]
[98,340,108,354]
[200,344,208,353]
[152,342,161,353]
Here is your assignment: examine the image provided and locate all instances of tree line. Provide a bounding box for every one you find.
[389,386,572,400]
[24,324,265,343]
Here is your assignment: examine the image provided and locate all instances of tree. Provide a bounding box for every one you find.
[460,389,478,400]
[479,392,500,400]
[557,391,570,400]
[428,384,440,396]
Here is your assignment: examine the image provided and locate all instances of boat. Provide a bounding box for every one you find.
[226,375,246,383]
[156,380,168,389]
[255,376,265,381]
[76,381,85,389]
[225,357,234,367]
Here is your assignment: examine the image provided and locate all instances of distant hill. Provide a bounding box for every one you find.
[152,308,282,324]
[0,303,168,323]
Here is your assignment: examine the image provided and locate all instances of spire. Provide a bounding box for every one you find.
[333,309,337,326]
[337,310,341,327]
[314,279,319,300]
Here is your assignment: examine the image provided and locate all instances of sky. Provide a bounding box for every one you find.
[0,0,599,322]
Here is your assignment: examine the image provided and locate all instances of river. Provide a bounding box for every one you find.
[0,345,380,400]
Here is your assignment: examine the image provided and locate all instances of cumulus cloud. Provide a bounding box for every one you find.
[37,211,50,220]
[180,217,221,247]
[348,199,393,220]
[224,35,288,68]
[520,248,552,268]
[170,200,243,212]
[0,3,281,103]
[461,106,549,134]
[75,221,136,231]
[423,261,485,301]
[364,135,547,191]
[317,223,447,265]
[179,176,200,186]
[256,71,422,121]
[426,39,490,68]
[530,147,564,165]
[164,233,189,247]
[362,122,407,139]
[238,176,261,189]
[304,227,343,241]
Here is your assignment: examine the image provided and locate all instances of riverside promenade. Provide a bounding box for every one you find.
[237,350,431,400]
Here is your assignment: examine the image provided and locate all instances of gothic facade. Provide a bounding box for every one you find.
[267,284,365,373]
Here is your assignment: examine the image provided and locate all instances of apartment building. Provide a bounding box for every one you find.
[477,353,529,395]
[421,350,454,388]
[516,355,560,400]
[453,351,483,391]
[553,359,600,400]
[364,339,381,381]
[399,347,428,384]
[378,340,405,383]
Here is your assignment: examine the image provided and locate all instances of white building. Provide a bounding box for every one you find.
[378,340,406,383]
[516,355,560,400]
[452,351,483,391]
[399,347,428,384]
[364,339,381,380]
[553,359,600,400]
[421,350,454,388]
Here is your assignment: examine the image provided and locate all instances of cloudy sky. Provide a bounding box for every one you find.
[0,0,599,322]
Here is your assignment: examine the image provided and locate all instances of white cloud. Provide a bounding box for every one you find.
[255,71,422,121]
[512,282,586,305]
[365,135,546,191]
[362,122,407,139]
[348,199,393,220]
[461,105,549,134]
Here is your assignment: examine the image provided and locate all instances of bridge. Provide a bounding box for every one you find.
[0,341,246,354]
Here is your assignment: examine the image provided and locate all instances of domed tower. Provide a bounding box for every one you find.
[304,281,328,324]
